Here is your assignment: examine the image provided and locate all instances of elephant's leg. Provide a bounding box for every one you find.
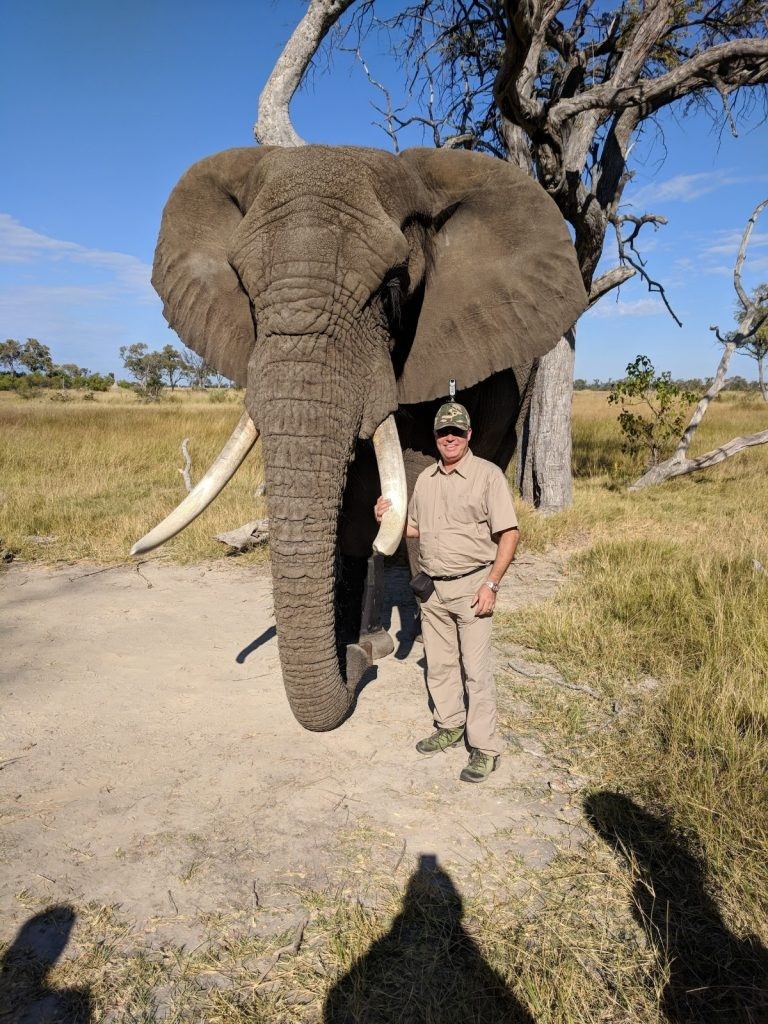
[337,445,395,670]
[358,554,395,661]
[402,446,435,644]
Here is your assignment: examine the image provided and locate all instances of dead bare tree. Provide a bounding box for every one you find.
[629,198,768,490]
[333,0,768,510]
[181,345,213,389]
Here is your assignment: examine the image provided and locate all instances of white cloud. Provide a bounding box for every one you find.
[702,229,768,258]
[701,255,768,278]
[586,297,666,319]
[625,170,758,210]
[0,213,155,302]
[0,215,164,370]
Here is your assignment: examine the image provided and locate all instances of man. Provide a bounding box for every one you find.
[375,402,519,783]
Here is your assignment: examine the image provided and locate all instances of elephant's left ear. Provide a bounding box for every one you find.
[395,148,587,404]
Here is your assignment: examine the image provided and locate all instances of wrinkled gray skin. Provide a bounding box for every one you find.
[152,145,587,732]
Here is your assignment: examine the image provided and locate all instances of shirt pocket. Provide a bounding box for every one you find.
[453,492,488,531]
[456,491,487,524]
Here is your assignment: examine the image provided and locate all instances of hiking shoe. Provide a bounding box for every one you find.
[459,749,500,783]
[415,726,465,755]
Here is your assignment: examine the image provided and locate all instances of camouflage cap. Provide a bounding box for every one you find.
[434,402,471,432]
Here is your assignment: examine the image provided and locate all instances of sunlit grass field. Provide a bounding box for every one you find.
[2,387,766,567]
[2,386,767,1021]
[0,388,268,565]
[503,389,768,951]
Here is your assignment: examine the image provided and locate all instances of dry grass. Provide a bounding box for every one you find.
[3,837,668,1024]
[0,389,268,565]
[497,393,768,955]
[10,812,764,1023]
[3,387,767,1020]
[517,390,768,556]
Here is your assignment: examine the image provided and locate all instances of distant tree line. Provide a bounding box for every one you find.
[0,338,114,394]
[118,343,229,398]
[0,338,232,399]
[574,376,763,393]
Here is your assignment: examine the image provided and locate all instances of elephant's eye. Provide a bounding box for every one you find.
[381,267,409,330]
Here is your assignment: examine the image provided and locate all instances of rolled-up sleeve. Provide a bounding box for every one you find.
[486,468,518,534]
[407,489,419,533]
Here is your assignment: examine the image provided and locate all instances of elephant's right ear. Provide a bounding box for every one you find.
[152,147,276,388]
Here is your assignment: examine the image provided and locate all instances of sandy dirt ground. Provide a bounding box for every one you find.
[1,553,583,950]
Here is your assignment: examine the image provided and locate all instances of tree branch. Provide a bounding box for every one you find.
[254,0,358,146]
[178,438,193,494]
[733,197,768,311]
[612,212,682,326]
[550,38,768,127]
[675,338,737,460]
[587,265,636,306]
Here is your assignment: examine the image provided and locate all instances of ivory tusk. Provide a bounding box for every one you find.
[130,411,259,556]
[372,414,407,557]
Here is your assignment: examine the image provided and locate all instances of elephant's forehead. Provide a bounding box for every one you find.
[240,147,408,283]
[259,146,388,206]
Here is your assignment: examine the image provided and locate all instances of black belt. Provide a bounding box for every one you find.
[431,564,490,583]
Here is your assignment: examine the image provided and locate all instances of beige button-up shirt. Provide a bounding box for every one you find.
[407,449,518,577]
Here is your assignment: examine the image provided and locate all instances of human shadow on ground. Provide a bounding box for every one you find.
[584,792,768,1023]
[323,854,534,1024]
[0,905,92,1023]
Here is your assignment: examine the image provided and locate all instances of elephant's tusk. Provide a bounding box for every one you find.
[371,415,407,557]
[130,411,260,556]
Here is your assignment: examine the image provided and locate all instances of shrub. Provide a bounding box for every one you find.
[608,355,696,467]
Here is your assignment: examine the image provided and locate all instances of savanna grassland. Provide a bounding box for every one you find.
[0,388,268,565]
[1,387,766,1022]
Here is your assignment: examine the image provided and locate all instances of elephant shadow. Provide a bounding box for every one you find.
[584,792,768,1022]
[0,905,92,1023]
[379,561,420,661]
[322,854,534,1024]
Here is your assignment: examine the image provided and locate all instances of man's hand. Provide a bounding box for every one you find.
[374,496,391,523]
[375,496,419,538]
[471,584,496,617]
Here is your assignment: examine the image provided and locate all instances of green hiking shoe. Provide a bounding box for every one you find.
[415,726,465,755]
[459,748,500,783]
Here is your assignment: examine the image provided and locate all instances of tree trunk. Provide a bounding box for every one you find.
[517,330,575,512]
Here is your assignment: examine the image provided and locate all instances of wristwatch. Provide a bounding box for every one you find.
[484,580,500,593]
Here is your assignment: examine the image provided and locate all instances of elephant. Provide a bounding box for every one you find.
[132,144,587,732]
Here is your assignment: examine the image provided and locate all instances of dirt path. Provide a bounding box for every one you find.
[1,554,580,949]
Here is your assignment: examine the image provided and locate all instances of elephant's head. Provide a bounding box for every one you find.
[135,145,586,731]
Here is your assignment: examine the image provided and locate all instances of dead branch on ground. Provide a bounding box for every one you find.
[178,438,193,493]
[256,914,310,985]
[629,198,768,491]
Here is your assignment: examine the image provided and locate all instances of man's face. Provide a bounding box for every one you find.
[435,426,472,465]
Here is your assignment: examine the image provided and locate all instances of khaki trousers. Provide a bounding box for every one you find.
[420,572,502,756]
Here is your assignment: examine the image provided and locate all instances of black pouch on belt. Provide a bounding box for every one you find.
[409,571,435,601]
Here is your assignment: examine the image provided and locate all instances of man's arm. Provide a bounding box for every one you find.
[374,496,419,538]
[471,527,519,616]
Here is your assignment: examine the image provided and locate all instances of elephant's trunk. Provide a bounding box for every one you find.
[255,358,370,732]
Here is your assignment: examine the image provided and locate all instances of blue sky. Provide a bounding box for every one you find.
[2,1,766,382]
